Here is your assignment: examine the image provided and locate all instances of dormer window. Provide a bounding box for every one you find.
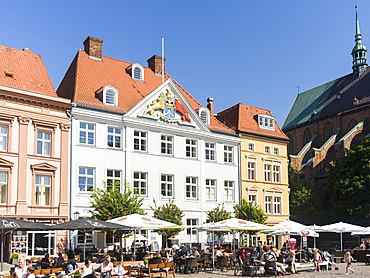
[131,63,144,81]
[258,114,275,131]
[96,85,119,106]
[198,107,210,125]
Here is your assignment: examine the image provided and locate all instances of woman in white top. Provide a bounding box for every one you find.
[15,257,27,278]
[100,256,113,278]
[67,257,95,278]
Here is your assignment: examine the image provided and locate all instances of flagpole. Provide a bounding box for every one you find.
[162,36,164,83]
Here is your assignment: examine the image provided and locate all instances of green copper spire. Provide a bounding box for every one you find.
[352,6,367,78]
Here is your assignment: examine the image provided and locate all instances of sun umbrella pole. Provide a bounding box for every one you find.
[340,232,343,251]
[1,232,3,271]
[212,228,215,271]
[84,231,86,261]
[133,229,137,259]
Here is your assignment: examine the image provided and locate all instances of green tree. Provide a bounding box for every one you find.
[324,137,370,224]
[150,199,184,247]
[234,199,267,245]
[234,199,267,224]
[90,181,145,255]
[206,203,232,245]
[288,165,320,224]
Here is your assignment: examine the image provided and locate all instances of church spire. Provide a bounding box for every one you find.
[352,6,367,78]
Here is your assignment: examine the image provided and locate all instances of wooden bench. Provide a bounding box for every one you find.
[291,261,329,271]
[141,263,167,278]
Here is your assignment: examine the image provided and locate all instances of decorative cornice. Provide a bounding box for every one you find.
[60,123,71,131]
[32,120,57,132]
[18,116,30,125]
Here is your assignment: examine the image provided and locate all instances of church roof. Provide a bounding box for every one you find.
[57,49,234,134]
[217,103,288,141]
[0,45,56,96]
[282,68,370,130]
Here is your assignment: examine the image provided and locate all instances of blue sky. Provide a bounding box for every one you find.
[1,0,369,126]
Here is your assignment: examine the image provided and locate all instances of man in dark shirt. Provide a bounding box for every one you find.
[136,247,148,261]
[74,245,83,255]
[176,246,188,273]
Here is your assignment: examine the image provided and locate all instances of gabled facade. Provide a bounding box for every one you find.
[282,8,370,214]
[57,36,241,248]
[0,44,71,259]
[217,103,290,234]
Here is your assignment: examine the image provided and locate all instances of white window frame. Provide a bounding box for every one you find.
[133,172,148,196]
[273,147,280,155]
[205,142,216,161]
[265,196,272,214]
[37,131,51,156]
[132,63,144,81]
[224,180,234,202]
[248,194,257,206]
[186,139,197,159]
[247,160,256,181]
[264,160,282,183]
[264,163,272,182]
[161,135,173,155]
[224,145,233,163]
[248,143,254,152]
[0,125,8,151]
[79,122,95,145]
[258,114,275,131]
[264,145,271,154]
[97,85,119,106]
[107,126,122,149]
[161,174,174,198]
[0,172,7,204]
[273,165,281,183]
[78,167,95,192]
[134,130,147,152]
[35,174,51,206]
[186,219,199,242]
[185,176,198,200]
[107,169,121,191]
[273,196,281,214]
[198,107,210,125]
[206,179,216,201]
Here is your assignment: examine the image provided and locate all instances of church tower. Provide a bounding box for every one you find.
[352,6,368,78]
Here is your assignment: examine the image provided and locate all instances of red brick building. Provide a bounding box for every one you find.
[282,10,370,195]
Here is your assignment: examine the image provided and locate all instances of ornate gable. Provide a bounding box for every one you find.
[31,162,57,173]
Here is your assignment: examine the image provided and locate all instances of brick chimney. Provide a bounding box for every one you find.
[147,55,166,75]
[83,36,103,59]
[207,97,214,115]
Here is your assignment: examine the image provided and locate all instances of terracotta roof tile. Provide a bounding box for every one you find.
[57,50,234,134]
[0,44,56,96]
[217,103,288,140]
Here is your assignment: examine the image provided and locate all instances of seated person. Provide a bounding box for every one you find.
[159,246,169,261]
[55,252,65,266]
[74,245,83,256]
[90,245,98,253]
[215,247,223,257]
[224,247,233,254]
[136,247,148,261]
[175,245,188,273]
[40,254,50,269]
[27,266,36,278]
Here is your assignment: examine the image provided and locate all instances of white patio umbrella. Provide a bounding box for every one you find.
[123,233,147,241]
[351,226,370,236]
[195,222,231,272]
[168,234,189,240]
[216,218,271,231]
[107,214,184,257]
[319,221,365,251]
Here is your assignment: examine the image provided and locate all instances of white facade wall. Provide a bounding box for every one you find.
[69,81,241,248]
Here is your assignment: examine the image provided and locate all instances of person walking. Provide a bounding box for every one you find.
[345,251,357,275]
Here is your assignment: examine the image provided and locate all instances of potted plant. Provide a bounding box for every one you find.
[11,252,19,265]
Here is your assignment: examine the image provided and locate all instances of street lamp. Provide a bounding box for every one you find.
[74,211,80,220]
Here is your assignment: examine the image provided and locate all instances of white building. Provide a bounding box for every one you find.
[57,36,241,248]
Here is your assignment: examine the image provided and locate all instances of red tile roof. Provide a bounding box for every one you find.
[217,103,288,140]
[57,50,234,134]
[0,45,56,96]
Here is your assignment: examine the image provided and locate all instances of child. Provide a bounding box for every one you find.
[290,250,297,274]
[345,251,356,275]
[27,266,36,278]
[313,249,321,272]
[0,272,5,278]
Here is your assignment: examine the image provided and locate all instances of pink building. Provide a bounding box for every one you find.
[0,44,71,259]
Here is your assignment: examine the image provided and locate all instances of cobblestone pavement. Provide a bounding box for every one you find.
[176,263,369,278]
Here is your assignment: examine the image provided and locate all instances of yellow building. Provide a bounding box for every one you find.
[218,103,290,243]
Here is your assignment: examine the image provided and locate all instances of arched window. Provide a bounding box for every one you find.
[131,63,144,81]
[304,129,311,144]
[198,107,210,125]
[348,119,357,131]
[105,90,115,105]
[324,122,333,141]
